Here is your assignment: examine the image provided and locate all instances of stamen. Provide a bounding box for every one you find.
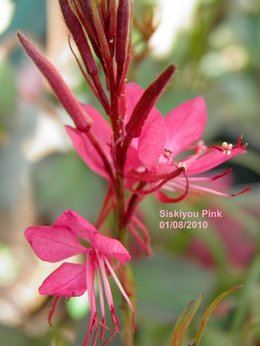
[48,296,60,327]
[222,142,233,155]
[128,167,184,195]
[84,251,97,345]
[96,269,107,341]
[128,224,152,256]
[104,329,117,346]
[157,171,190,203]
[132,216,152,256]
[104,258,135,315]
[97,255,120,333]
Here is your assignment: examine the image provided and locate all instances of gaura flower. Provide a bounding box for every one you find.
[66,82,249,202]
[17,21,248,206]
[25,210,135,345]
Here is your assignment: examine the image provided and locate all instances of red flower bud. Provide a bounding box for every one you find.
[17,32,92,131]
[126,65,176,138]
[116,0,132,88]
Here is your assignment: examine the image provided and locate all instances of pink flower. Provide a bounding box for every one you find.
[67,83,249,201]
[25,210,135,345]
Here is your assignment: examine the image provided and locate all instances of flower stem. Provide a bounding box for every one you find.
[120,264,135,346]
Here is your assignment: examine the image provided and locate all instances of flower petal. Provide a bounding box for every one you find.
[125,83,144,122]
[39,262,86,297]
[53,210,98,243]
[165,96,207,156]
[93,234,131,264]
[66,105,112,180]
[138,109,166,168]
[124,145,141,172]
[25,225,86,262]
[187,147,247,176]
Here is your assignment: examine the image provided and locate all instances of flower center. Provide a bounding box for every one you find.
[221,142,233,155]
[178,162,187,171]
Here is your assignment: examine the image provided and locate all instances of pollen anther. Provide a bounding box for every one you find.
[222,142,233,155]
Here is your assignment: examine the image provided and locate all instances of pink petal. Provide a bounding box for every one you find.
[138,109,166,168]
[125,83,166,168]
[82,105,112,147]
[66,105,113,180]
[93,234,131,264]
[53,210,98,243]
[165,96,207,156]
[25,225,86,262]
[125,83,144,122]
[39,262,86,296]
[124,145,141,173]
[187,147,247,176]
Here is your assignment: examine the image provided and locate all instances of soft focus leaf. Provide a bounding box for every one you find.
[0,56,17,123]
[172,293,204,346]
[31,152,106,222]
[133,254,214,323]
[194,286,242,345]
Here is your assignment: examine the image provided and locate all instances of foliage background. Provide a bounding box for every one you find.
[0,0,259,345]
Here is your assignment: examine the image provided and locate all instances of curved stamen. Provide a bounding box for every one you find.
[211,168,233,181]
[127,166,183,183]
[128,223,152,256]
[187,183,250,197]
[212,135,248,154]
[104,258,136,333]
[156,171,189,203]
[129,167,184,195]
[131,216,152,255]
[48,296,60,327]
[97,255,120,334]
[96,187,114,228]
[84,251,97,345]
[96,268,106,341]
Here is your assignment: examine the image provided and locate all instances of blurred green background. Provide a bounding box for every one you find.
[0,0,260,345]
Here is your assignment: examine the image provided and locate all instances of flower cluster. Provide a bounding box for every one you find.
[18,0,249,345]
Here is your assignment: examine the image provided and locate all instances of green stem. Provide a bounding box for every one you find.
[120,264,135,346]
[114,174,135,346]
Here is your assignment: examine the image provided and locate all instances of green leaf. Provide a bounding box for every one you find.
[194,285,242,345]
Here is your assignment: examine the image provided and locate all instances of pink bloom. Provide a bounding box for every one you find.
[67,83,249,201]
[25,210,135,345]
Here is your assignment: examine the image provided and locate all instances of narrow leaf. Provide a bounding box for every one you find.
[176,294,204,345]
[194,286,242,346]
[172,301,195,346]
[125,65,175,138]
[17,32,92,131]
